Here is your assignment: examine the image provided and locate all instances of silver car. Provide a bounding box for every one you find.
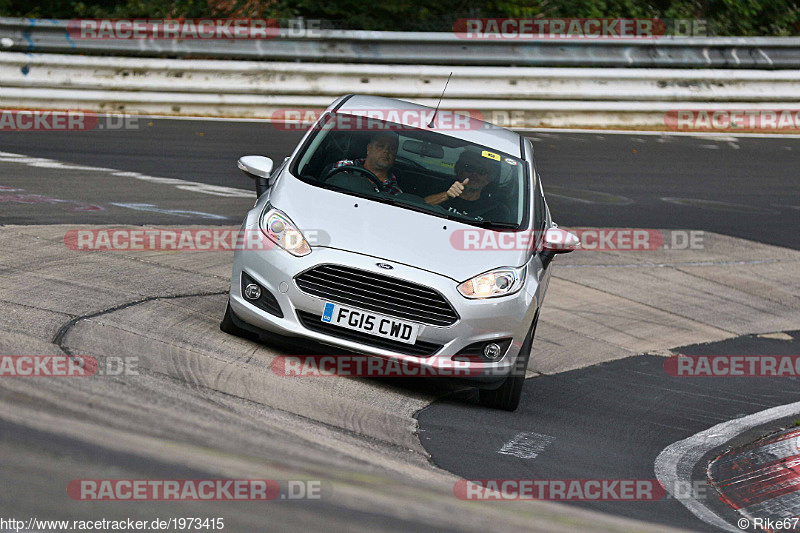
[221,95,578,411]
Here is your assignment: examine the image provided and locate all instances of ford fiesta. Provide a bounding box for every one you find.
[221,95,578,411]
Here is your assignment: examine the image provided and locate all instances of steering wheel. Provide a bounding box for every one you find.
[322,165,386,192]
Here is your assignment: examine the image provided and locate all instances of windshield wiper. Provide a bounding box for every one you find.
[440,214,520,230]
[465,220,521,229]
[381,196,444,215]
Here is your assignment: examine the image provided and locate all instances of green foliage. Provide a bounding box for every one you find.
[2,0,798,35]
[265,0,489,31]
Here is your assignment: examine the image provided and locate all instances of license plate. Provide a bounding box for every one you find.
[321,302,420,344]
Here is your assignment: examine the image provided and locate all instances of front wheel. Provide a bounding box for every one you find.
[479,313,538,411]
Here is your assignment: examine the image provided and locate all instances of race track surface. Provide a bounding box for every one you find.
[1,118,799,532]
[1,120,798,249]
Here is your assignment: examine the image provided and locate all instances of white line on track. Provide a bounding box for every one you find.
[110,202,229,220]
[0,151,252,198]
[498,431,555,459]
[654,401,800,533]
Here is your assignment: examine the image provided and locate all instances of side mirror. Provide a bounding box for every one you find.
[540,226,580,268]
[238,156,274,197]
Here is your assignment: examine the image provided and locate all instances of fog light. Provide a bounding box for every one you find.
[483,343,502,360]
[244,283,262,300]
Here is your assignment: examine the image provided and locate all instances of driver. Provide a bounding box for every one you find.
[332,131,402,195]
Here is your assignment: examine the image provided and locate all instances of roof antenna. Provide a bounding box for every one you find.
[428,72,453,128]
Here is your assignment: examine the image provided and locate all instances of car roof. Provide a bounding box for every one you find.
[331,95,523,158]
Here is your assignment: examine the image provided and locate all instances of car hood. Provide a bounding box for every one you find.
[269,173,529,282]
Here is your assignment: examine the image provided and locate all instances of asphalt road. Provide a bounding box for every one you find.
[1,119,799,248]
[2,118,799,532]
[0,377,462,533]
[416,331,800,532]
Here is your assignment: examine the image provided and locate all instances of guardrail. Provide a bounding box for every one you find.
[2,52,799,128]
[3,17,800,68]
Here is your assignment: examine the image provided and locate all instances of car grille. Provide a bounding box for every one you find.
[294,264,459,327]
[296,311,443,356]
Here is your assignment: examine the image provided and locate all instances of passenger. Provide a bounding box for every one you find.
[424,150,505,219]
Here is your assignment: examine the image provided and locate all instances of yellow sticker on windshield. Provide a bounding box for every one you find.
[481,150,500,161]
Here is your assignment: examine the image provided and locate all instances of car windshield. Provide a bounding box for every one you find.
[291,112,527,229]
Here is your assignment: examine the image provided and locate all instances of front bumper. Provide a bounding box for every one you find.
[229,224,541,384]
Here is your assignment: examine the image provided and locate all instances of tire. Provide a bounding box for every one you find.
[220,300,251,338]
[479,312,538,411]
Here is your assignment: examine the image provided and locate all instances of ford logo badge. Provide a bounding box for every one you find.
[376,263,393,270]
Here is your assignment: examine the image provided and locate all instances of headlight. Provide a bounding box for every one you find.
[457,267,525,299]
[259,207,311,256]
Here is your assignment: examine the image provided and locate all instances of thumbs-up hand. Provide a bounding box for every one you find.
[446,178,469,199]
